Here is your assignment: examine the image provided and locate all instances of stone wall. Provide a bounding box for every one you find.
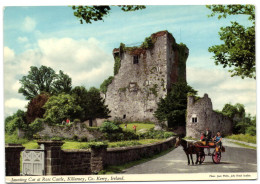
[5,144,25,176]
[105,31,188,123]
[186,94,233,138]
[6,137,176,176]
[37,123,103,140]
[106,137,176,165]
[61,150,91,175]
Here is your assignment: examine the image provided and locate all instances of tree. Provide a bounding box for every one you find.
[71,86,110,126]
[154,82,197,128]
[26,93,50,124]
[85,87,110,126]
[207,5,255,79]
[18,65,72,100]
[43,93,83,125]
[52,70,72,94]
[220,103,256,135]
[5,110,27,134]
[72,5,146,24]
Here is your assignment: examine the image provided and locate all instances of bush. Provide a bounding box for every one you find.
[5,132,30,144]
[103,130,139,142]
[72,135,78,141]
[78,143,90,149]
[164,132,175,139]
[109,141,142,148]
[51,137,65,141]
[246,126,256,136]
[78,136,88,142]
[139,130,175,139]
[25,118,44,139]
[99,121,122,133]
[73,119,81,124]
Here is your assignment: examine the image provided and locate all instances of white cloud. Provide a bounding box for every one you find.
[187,67,256,115]
[4,47,15,62]
[5,98,28,109]
[17,36,29,43]
[22,16,36,32]
[12,81,21,92]
[4,37,114,117]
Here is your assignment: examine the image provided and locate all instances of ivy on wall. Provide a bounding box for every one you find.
[114,55,121,75]
[172,42,188,82]
[100,76,114,93]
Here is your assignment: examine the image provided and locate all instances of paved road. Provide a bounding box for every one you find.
[124,143,257,174]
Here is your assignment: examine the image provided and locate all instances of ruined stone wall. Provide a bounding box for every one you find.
[37,123,103,140]
[105,31,187,123]
[186,94,233,138]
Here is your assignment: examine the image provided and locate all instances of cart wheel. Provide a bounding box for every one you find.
[212,150,221,164]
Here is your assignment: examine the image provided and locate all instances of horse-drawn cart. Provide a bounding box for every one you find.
[195,141,225,164]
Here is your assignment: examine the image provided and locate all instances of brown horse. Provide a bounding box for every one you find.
[175,137,205,165]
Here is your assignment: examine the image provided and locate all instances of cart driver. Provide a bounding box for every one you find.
[204,127,212,155]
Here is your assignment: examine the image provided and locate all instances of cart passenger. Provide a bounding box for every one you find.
[200,132,205,141]
[213,131,222,148]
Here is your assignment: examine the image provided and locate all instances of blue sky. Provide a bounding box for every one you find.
[3,5,256,117]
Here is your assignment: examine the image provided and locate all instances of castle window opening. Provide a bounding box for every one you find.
[156,66,161,72]
[123,114,126,119]
[192,117,197,123]
[133,55,139,64]
[191,114,197,123]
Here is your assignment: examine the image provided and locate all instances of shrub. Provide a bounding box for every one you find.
[25,118,44,139]
[139,130,175,139]
[5,132,30,144]
[99,121,122,133]
[72,135,78,141]
[78,143,90,149]
[163,132,175,139]
[73,119,81,124]
[78,136,88,142]
[109,141,142,148]
[51,137,65,141]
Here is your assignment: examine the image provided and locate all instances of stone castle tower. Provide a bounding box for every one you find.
[186,94,233,138]
[104,31,189,123]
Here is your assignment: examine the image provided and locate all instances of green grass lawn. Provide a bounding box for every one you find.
[226,134,256,144]
[21,139,164,150]
[119,123,154,132]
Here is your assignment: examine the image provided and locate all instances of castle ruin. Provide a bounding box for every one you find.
[104,31,189,124]
[186,94,233,138]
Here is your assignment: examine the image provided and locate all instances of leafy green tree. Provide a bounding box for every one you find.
[220,103,256,135]
[245,116,256,136]
[154,82,197,128]
[18,65,72,100]
[221,103,245,119]
[26,93,50,123]
[85,87,110,126]
[71,86,110,126]
[52,70,72,94]
[5,110,27,134]
[72,5,146,24]
[43,93,82,125]
[207,5,255,79]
